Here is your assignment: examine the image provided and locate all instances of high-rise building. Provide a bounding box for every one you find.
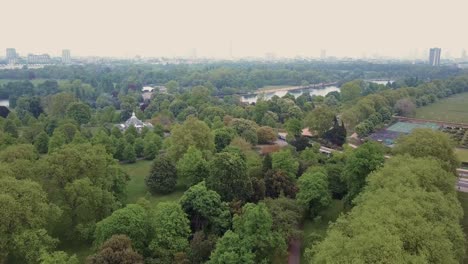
[6,48,17,63]
[429,48,441,66]
[62,49,71,63]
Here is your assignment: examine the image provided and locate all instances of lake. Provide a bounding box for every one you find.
[0,99,9,107]
[240,85,340,104]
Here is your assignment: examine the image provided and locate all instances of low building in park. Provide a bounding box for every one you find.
[117,112,153,132]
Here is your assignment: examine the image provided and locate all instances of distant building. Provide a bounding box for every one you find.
[429,48,441,66]
[27,54,51,64]
[320,49,326,60]
[142,86,155,92]
[62,49,71,63]
[462,49,467,60]
[6,48,17,64]
[117,112,153,132]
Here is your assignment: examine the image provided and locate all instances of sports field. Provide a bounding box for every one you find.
[415,93,468,123]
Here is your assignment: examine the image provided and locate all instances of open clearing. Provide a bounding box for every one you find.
[456,148,468,163]
[415,93,468,123]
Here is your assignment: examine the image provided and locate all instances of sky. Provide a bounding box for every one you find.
[1,0,467,59]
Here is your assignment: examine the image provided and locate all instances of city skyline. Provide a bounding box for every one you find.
[1,0,468,59]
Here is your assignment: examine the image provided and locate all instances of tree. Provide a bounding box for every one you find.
[296,171,331,217]
[87,235,144,264]
[206,152,252,201]
[149,202,191,263]
[208,231,255,264]
[143,132,162,160]
[271,149,299,178]
[256,126,276,144]
[323,117,347,146]
[340,80,363,102]
[0,143,38,163]
[66,102,92,125]
[133,138,144,158]
[394,98,416,117]
[305,106,335,137]
[179,181,230,233]
[3,119,18,138]
[311,156,464,263]
[94,204,151,253]
[34,131,49,154]
[229,118,259,145]
[264,170,297,198]
[214,127,236,152]
[63,178,117,241]
[166,116,215,161]
[232,203,287,263]
[0,176,60,261]
[122,143,136,163]
[176,146,209,187]
[343,141,385,205]
[393,128,459,173]
[146,154,177,194]
[189,231,218,264]
[285,118,302,137]
[264,197,303,242]
[11,228,58,264]
[44,92,77,118]
[41,251,79,264]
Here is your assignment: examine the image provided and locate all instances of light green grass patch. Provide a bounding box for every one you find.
[415,92,468,123]
[456,148,468,163]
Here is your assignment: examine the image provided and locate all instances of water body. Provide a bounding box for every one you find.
[241,85,340,104]
[369,80,394,85]
[0,99,9,108]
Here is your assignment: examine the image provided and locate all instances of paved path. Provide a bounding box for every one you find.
[288,238,301,264]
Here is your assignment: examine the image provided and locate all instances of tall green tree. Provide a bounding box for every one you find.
[176,146,209,187]
[146,154,177,194]
[206,152,252,201]
[87,235,144,264]
[271,149,299,178]
[149,202,191,263]
[66,102,92,125]
[296,171,332,217]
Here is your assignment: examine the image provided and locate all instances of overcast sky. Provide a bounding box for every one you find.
[1,0,467,58]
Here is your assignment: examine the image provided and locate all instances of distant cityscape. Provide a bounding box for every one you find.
[1,47,468,69]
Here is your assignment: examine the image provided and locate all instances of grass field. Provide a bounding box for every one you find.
[300,199,345,262]
[121,160,185,207]
[458,192,468,264]
[456,148,468,163]
[415,93,468,123]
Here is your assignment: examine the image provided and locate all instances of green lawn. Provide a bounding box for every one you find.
[300,199,345,262]
[456,148,468,163]
[415,92,468,123]
[458,192,468,264]
[122,160,185,207]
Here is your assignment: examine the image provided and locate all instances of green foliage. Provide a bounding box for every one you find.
[66,102,92,125]
[180,181,230,233]
[176,146,209,187]
[305,106,335,137]
[214,127,236,152]
[3,118,18,137]
[0,143,38,162]
[264,170,297,198]
[40,251,79,264]
[0,176,61,261]
[393,128,460,173]
[143,132,162,160]
[206,152,252,201]
[256,126,276,144]
[189,231,218,264]
[166,116,215,161]
[11,228,58,264]
[343,141,384,204]
[208,230,255,264]
[264,197,303,242]
[34,131,49,154]
[271,149,299,178]
[297,171,332,217]
[123,143,136,163]
[87,235,144,264]
[149,202,191,263]
[340,80,363,102]
[146,154,177,194]
[311,156,465,263]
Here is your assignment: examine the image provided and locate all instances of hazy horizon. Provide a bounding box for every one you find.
[2,0,467,59]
